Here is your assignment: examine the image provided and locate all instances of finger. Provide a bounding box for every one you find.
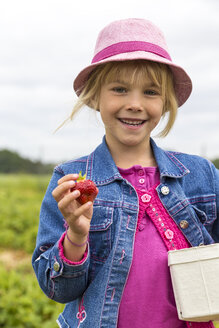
[58,173,79,185]
[52,180,76,202]
[57,189,81,212]
[73,201,93,219]
[58,194,93,220]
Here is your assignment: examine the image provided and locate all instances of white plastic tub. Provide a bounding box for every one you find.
[168,243,219,322]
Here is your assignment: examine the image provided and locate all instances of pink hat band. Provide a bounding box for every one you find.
[92,41,172,63]
[73,18,192,107]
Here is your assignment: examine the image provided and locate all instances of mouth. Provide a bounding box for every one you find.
[118,118,146,126]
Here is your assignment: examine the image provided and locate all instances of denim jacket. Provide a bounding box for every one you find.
[32,137,219,328]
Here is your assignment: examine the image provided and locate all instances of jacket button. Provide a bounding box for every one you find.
[161,186,169,195]
[53,261,60,272]
[180,220,189,229]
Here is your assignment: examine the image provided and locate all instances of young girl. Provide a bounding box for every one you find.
[32,18,219,328]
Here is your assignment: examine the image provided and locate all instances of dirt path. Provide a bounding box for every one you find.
[0,249,32,270]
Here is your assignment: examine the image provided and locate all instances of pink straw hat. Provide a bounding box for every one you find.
[73,18,192,107]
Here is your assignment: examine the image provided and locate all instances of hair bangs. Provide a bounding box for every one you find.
[99,60,164,91]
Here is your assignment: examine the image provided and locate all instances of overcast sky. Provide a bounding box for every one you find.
[0,0,219,164]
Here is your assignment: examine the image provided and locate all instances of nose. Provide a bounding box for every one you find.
[126,90,144,112]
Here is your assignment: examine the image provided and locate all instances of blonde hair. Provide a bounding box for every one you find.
[67,60,178,136]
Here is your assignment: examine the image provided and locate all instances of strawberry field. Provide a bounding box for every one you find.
[0,174,219,327]
[0,174,64,327]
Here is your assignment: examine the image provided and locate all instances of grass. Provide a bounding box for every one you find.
[0,174,64,327]
[0,174,50,253]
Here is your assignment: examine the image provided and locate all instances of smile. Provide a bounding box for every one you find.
[118,119,146,126]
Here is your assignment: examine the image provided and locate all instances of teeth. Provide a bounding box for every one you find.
[120,119,144,126]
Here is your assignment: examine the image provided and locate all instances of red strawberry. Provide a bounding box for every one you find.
[71,171,98,205]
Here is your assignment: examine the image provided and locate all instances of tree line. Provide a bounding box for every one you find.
[0,149,55,174]
[0,149,218,174]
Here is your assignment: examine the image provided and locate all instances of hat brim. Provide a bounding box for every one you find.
[73,51,192,107]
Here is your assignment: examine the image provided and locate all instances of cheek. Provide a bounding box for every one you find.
[150,106,163,127]
[99,99,117,120]
[151,119,160,129]
[154,102,163,119]
[151,107,163,120]
[99,108,112,128]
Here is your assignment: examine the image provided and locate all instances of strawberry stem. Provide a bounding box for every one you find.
[77,171,86,181]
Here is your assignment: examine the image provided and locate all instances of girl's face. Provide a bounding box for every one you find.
[98,73,164,152]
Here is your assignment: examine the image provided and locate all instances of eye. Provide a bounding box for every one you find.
[112,87,127,93]
[144,89,160,96]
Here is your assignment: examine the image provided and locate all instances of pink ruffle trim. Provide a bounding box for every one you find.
[58,231,88,265]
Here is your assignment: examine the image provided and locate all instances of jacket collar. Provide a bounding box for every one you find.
[87,136,190,184]
[86,137,121,184]
[150,138,190,179]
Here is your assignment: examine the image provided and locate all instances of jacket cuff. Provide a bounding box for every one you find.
[58,231,88,265]
[41,238,90,279]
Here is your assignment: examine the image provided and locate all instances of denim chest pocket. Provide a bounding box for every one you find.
[189,195,217,225]
[89,205,114,262]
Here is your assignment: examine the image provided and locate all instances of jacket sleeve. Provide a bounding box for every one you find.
[209,162,219,242]
[32,167,90,303]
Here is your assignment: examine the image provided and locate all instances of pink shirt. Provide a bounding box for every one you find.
[117,165,186,328]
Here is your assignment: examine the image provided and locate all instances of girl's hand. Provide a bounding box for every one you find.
[52,174,93,240]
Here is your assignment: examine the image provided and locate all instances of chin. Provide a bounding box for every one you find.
[123,135,149,146]
[122,139,144,147]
